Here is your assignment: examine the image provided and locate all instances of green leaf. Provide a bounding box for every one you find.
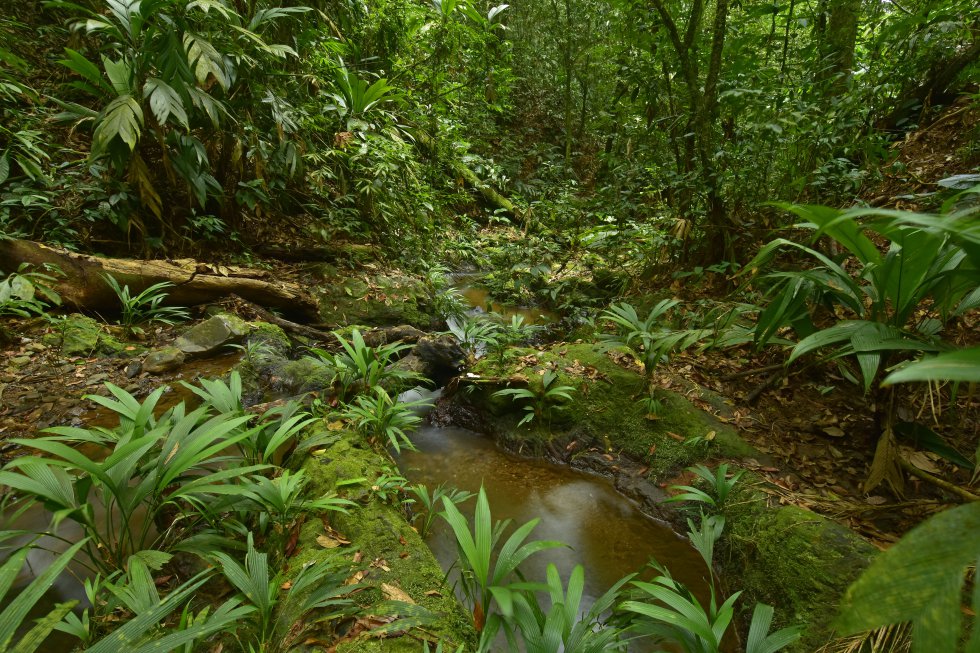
[102,56,132,95]
[143,78,188,128]
[9,601,78,653]
[84,571,213,653]
[92,94,143,157]
[0,540,87,651]
[58,49,111,96]
[788,320,867,363]
[835,502,980,644]
[883,347,980,385]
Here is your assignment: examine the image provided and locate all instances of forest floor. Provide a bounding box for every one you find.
[3,256,977,554]
[2,103,978,556]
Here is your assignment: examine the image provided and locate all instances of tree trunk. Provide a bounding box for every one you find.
[414,130,516,217]
[877,39,980,131]
[0,239,320,320]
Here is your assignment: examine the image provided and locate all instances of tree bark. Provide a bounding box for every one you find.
[877,39,980,132]
[0,239,320,320]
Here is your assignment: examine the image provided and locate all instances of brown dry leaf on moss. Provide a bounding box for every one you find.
[381,583,415,604]
[316,525,350,549]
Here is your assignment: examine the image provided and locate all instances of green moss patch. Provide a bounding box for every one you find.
[41,314,136,356]
[315,273,436,330]
[297,428,476,652]
[467,342,751,480]
[722,489,877,651]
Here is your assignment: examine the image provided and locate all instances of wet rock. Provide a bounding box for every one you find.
[614,473,672,519]
[125,361,142,378]
[175,314,248,357]
[143,347,185,374]
[410,335,467,385]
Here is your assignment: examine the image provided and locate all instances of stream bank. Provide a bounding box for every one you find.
[3,271,878,652]
[434,339,877,650]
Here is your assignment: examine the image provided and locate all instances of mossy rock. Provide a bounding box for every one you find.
[298,428,476,651]
[235,322,295,401]
[42,314,135,357]
[175,313,248,356]
[274,357,335,393]
[466,342,753,480]
[722,491,877,651]
[315,273,435,330]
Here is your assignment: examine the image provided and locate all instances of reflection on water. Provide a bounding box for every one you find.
[457,285,559,326]
[399,425,711,611]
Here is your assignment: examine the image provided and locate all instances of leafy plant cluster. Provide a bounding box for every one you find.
[434,477,801,653]
[740,201,980,492]
[0,372,356,652]
[304,328,431,452]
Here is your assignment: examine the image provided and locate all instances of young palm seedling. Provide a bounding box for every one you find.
[306,329,420,401]
[621,512,800,653]
[102,274,190,333]
[447,314,501,359]
[486,314,541,364]
[599,300,681,390]
[665,463,745,510]
[439,486,564,648]
[407,482,475,538]
[499,563,634,653]
[341,386,431,452]
[238,470,354,545]
[0,385,268,574]
[492,370,576,427]
[213,534,361,653]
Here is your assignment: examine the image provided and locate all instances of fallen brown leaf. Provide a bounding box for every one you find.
[381,583,415,604]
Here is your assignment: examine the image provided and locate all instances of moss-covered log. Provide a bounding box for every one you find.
[297,428,477,651]
[414,130,516,217]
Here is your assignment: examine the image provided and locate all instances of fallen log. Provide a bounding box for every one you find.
[0,239,320,320]
[413,130,516,218]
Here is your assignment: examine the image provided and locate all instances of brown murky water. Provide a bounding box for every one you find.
[399,425,711,610]
[457,285,559,326]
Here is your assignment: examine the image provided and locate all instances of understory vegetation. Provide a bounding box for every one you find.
[1,0,979,650]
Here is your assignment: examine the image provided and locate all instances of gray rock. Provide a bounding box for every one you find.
[412,335,467,385]
[125,361,142,378]
[175,314,248,357]
[143,347,185,374]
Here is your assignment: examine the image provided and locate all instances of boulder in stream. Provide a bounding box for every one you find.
[143,346,185,374]
[393,335,466,386]
[175,313,248,357]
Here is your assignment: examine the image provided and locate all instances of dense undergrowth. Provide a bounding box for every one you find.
[2,0,979,650]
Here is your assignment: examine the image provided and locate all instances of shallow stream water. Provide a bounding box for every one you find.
[455,283,560,325]
[398,424,711,616]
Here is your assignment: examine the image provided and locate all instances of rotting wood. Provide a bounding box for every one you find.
[230,295,335,341]
[0,239,320,320]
